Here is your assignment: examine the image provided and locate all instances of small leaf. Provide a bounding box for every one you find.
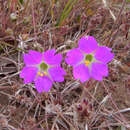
[126,0,130,2]
[19,0,24,5]
[85,0,89,2]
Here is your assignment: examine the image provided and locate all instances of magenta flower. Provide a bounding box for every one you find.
[65,36,114,82]
[20,49,66,93]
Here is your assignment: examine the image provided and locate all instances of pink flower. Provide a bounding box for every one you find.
[65,36,114,82]
[20,49,66,93]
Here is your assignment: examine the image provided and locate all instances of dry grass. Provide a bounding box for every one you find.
[0,0,130,130]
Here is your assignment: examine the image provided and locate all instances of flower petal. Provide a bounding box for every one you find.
[43,49,62,65]
[65,48,84,66]
[91,62,108,81]
[20,66,38,84]
[94,46,114,64]
[78,36,98,54]
[73,63,90,83]
[23,50,43,65]
[48,66,66,82]
[35,76,52,93]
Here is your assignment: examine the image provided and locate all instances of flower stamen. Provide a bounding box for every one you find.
[40,73,43,77]
[44,72,47,76]
[37,71,47,77]
[85,60,90,66]
[37,72,41,75]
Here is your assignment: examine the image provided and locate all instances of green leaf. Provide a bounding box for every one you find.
[126,0,130,2]
[56,0,77,26]
[19,0,24,5]
[85,0,89,2]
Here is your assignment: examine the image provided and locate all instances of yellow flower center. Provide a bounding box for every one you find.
[85,60,90,66]
[37,71,47,77]
[44,72,47,76]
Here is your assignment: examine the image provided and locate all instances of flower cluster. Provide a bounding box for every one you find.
[20,36,114,93]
